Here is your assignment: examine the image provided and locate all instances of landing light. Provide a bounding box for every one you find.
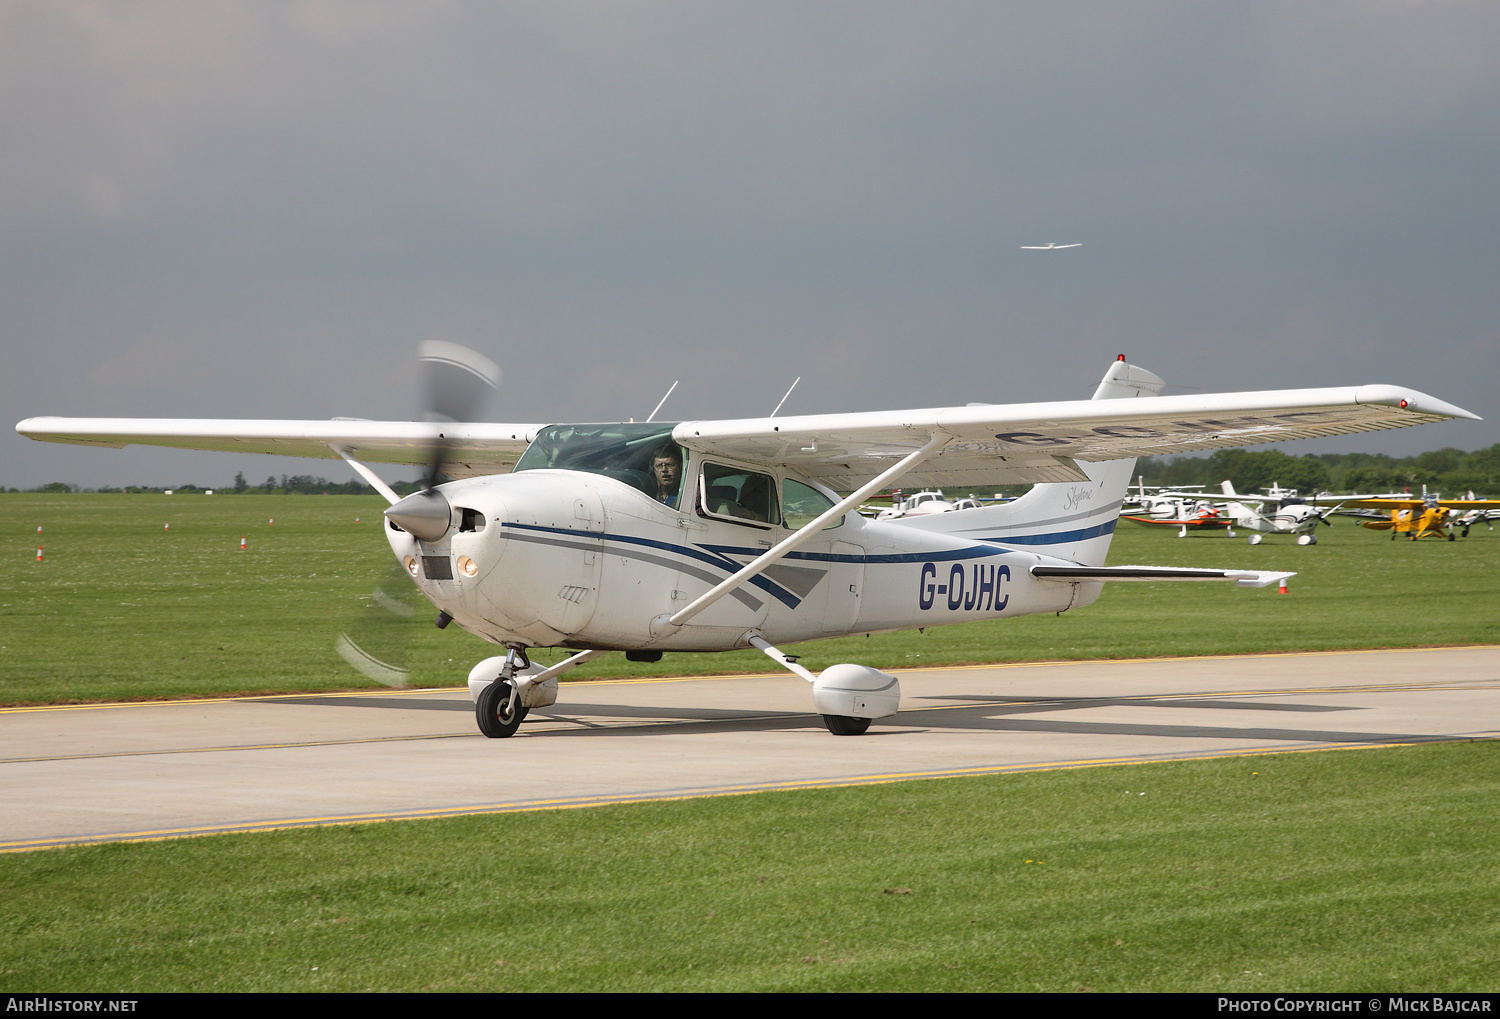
[404,555,419,577]
[457,555,478,577]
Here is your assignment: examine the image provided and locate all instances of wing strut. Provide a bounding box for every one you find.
[668,433,948,627]
[747,633,817,683]
[334,447,401,506]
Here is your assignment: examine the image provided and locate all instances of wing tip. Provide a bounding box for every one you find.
[1355,386,1481,422]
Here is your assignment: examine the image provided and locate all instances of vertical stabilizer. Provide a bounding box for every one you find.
[1220,480,1260,529]
[899,358,1164,566]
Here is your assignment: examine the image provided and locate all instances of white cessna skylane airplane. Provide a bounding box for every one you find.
[17,351,1479,738]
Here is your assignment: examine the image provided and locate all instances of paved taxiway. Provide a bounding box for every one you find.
[3,646,1497,851]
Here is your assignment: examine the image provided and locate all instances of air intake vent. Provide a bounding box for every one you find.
[459,508,486,532]
[422,556,454,580]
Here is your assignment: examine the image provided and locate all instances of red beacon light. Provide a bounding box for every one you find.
[1117,354,1126,361]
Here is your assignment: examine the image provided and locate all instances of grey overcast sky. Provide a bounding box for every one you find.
[4,1,1498,489]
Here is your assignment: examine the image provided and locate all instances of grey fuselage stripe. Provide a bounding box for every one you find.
[502,530,765,610]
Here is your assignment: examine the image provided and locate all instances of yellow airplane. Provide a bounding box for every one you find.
[1320,493,1500,541]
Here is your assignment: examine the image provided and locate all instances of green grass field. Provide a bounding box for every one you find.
[3,494,1498,992]
[3,493,1497,704]
[2,741,1495,992]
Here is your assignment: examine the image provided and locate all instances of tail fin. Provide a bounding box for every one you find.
[1220,480,1258,527]
[900,359,1163,565]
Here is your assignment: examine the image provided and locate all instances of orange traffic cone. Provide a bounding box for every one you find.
[240,535,247,550]
[36,545,44,561]
[164,522,170,531]
[268,517,274,526]
[1277,577,1289,594]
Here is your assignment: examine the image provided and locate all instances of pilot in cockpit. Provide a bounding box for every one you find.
[651,442,684,508]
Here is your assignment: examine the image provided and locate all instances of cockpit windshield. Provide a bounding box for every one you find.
[514,423,682,501]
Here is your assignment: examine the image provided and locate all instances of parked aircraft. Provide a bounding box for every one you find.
[17,352,1478,737]
[1218,482,1342,545]
[874,490,993,520]
[1120,478,1209,518]
[1318,492,1500,541]
[1120,500,1236,538]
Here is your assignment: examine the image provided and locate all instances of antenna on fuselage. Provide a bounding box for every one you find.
[770,377,801,418]
[645,380,679,423]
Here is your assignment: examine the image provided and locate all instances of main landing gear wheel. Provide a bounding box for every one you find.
[821,714,871,736]
[477,680,528,738]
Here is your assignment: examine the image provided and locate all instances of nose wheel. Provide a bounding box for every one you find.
[476,679,528,738]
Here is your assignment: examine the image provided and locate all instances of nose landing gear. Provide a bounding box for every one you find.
[475,645,530,738]
[476,678,527,738]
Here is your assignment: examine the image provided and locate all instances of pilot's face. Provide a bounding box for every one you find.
[653,456,680,491]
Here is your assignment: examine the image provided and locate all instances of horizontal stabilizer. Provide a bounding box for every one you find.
[1030,565,1295,589]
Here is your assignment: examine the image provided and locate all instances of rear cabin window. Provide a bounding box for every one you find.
[782,478,841,530]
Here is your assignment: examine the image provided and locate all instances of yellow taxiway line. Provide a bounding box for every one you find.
[9,736,1494,854]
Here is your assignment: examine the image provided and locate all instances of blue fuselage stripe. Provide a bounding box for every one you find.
[975,519,1118,546]
[500,517,1117,610]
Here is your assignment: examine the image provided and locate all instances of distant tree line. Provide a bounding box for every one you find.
[12,445,1499,499]
[12,472,426,496]
[231,473,426,496]
[1136,445,1500,497]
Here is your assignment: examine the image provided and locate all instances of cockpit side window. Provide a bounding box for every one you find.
[649,441,686,508]
[698,463,781,528]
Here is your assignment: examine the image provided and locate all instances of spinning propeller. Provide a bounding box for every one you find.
[337,342,501,686]
[384,341,502,541]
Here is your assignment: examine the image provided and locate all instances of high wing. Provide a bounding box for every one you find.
[672,384,1478,492]
[1198,490,1283,505]
[1313,496,1500,511]
[13,418,543,479]
[15,381,1478,492]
